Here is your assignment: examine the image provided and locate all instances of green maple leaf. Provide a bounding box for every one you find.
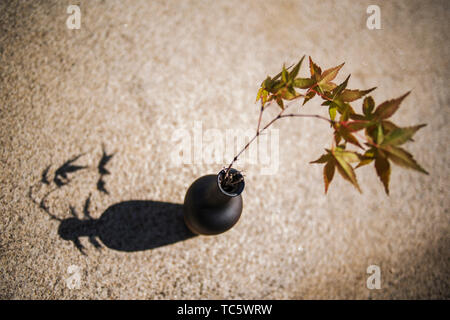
[289,55,305,81]
[378,144,428,175]
[339,87,377,102]
[256,63,297,106]
[322,76,375,121]
[293,77,315,89]
[381,124,426,146]
[350,94,418,145]
[281,64,288,83]
[256,58,309,110]
[277,87,303,101]
[355,123,428,194]
[330,74,351,100]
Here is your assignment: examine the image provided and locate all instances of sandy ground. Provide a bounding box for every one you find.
[0,0,449,299]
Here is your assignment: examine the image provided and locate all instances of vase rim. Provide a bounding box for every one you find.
[217,168,245,197]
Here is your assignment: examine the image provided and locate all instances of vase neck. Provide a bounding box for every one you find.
[203,180,233,207]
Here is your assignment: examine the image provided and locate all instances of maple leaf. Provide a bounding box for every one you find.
[302,90,316,106]
[355,123,427,194]
[350,94,418,146]
[356,148,376,168]
[333,122,366,148]
[252,56,427,197]
[309,56,322,82]
[308,57,344,92]
[381,124,426,146]
[374,152,391,194]
[370,142,427,195]
[293,78,315,89]
[288,56,305,81]
[318,63,344,92]
[311,146,362,193]
[299,57,344,106]
[373,91,411,120]
[339,87,377,102]
[323,77,375,121]
[310,152,334,193]
[378,144,428,174]
[256,59,307,109]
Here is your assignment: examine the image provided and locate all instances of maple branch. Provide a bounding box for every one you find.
[222,56,427,194]
[224,105,332,178]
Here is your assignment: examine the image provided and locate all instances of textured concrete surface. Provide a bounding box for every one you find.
[1,0,449,299]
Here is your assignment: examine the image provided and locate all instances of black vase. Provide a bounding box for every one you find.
[183,169,245,235]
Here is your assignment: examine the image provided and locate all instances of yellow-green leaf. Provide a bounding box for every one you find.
[261,89,269,105]
[319,82,337,92]
[293,78,315,89]
[340,87,376,102]
[320,62,344,84]
[282,65,288,83]
[278,87,302,101]
[289,56,305,80]
[334,148,361,163]
[356,149,375,168]
[256,88,264,102]
[377,123,384,144]
[271,63,293,82]
[332,147,361,192]
[329,105,337,121]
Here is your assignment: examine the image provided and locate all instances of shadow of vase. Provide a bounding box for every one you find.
[58,200,196,252]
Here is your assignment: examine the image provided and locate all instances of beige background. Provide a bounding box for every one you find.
[1,0,449,299]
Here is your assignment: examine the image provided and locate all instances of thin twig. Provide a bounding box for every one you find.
[278,113,333,123]
[224,102,333,178]
[256,105,264,133]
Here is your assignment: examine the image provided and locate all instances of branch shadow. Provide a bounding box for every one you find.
[30,148,196,253]
[58,200,196,253]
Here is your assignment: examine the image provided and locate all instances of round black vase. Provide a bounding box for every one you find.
[183,169,244,235]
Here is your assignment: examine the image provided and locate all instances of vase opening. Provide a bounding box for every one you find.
[217,168,245,197]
